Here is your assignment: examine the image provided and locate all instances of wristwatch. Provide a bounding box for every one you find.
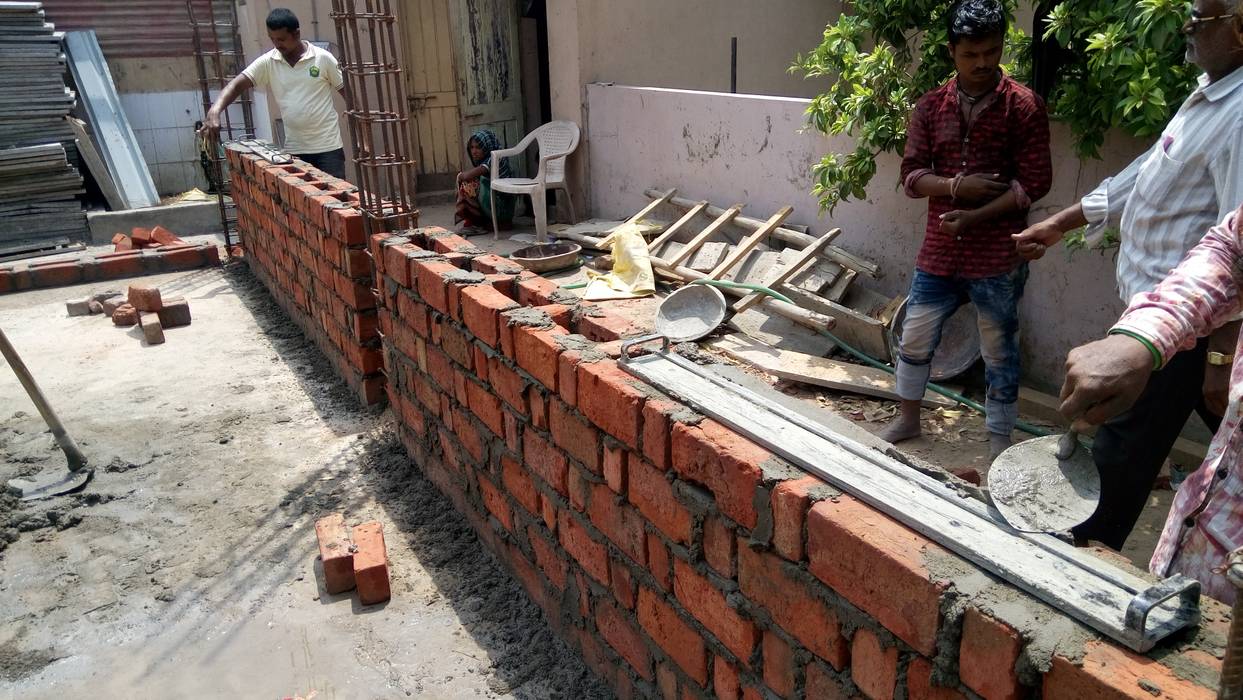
[1207,351,1235,366]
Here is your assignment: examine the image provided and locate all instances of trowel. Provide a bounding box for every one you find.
[989,430,1100,533]
[1,328,93,500]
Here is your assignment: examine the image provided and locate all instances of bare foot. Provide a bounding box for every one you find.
[989,432,1012,461]
[878,414,921,444]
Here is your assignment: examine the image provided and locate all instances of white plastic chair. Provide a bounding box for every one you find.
[488,120,581,241]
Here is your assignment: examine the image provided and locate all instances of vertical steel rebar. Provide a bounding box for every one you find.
[187,0,255,252]
[330,0,418,235]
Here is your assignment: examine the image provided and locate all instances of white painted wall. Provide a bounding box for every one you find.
[587,83,1149,391]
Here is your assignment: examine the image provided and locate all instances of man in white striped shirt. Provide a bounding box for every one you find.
[1013,0,1243,550]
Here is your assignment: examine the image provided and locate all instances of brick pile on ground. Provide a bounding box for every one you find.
[111,225,189,252]
[66,284,192,346]
[314,513,391,605]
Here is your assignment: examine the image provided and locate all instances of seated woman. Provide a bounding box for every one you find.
[455,129,516,233]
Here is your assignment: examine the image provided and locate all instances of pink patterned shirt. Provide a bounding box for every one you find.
[1113,205,1243,604]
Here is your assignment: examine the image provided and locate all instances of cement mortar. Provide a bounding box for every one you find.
[442,270,486,286]
[504,308,554,330]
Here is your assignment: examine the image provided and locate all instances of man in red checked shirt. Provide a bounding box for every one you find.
[879,0,1052,459]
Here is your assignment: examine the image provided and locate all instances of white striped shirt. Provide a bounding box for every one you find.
[1082,65,1243,304]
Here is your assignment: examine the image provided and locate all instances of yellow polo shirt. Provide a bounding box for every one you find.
[243,42,344,154]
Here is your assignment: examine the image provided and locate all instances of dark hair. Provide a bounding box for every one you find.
[946,0,1007,44]
[266,8,300,33]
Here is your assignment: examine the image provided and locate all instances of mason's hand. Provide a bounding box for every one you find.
[955,173,1008,203]
[939,209,975,235]
[1013,219,1064,261]
[1059,334,1155,432]
[198,111,222,141]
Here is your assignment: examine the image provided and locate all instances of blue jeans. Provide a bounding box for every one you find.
[295,148,347,180]
[894,266,1027,435]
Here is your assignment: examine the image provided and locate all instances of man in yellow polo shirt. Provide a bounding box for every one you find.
[200,8,347,178]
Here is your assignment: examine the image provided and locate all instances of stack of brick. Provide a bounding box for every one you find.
[111,225,191,252]
[231,149,1226,699]
[224,145,395,406]
[314,513,391,605]
[68,284,192,346]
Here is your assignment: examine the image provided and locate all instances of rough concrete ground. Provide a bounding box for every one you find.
[421,201,1169,569]
[0,262,609,699]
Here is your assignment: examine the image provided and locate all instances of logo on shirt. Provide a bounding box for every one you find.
[309,65,320,78]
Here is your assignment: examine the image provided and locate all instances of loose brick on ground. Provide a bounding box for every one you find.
[127,285,163,312]
[314,514,355,594]
[140,314,165,345]
[353,521,391,605]
[157,297,192,328]
[65,297,92,316]
[112,304,138,327]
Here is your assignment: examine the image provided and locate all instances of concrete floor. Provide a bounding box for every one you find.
[0,264,609,700]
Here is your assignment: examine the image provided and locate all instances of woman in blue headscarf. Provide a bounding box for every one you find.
[455,129,516,233]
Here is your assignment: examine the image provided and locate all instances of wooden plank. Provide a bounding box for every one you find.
[709,206,793,279]
[824,268,858,302]
[709,335,954,408]
[666,204,743,266]
[734,227,840,313]
[651,256,835,333]
[601,188,677,246]
[68,117,124,211]
[645,188,881,278]
[646,199,708,252]
[778,286,891,362]
[621,353,1196,653]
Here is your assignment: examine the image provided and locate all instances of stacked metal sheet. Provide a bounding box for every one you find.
[0,2,87,247]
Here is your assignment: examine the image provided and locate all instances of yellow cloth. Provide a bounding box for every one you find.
[582,223,656,301]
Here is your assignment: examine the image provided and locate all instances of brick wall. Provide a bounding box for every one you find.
[226,146,386,406]
[229,156,1227,700]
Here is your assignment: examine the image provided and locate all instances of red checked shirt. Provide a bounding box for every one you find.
[1112,206,1243,605]
[900,74,1052,278]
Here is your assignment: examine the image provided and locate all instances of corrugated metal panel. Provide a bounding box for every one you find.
[39,0,236,59]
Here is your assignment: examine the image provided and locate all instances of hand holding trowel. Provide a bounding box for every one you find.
[989,334,1154,533]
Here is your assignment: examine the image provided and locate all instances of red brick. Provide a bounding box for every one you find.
[412,259,457,314]
[426,346,455,393]
[440,322,475,370]
[529,527,568,590]
[628,456,693,544]
[335,274,376,310]
[642,399,680,470]
[461,284,519,348]
[550,399,602,472]
[1043,642,1215,700]
[588,482,647,563]
[673,558,758,662]
[97,251,145,278]
[540,493,557,532]
[342,247,371,279]
[131,227,154,246]
[314,513,355,594]
[578,309,644,341]
[715,658,742,700]
[647,532,673,592]
[517,275,562,306]
[907,657,968,700]
[610,556,636,609]
[568,464,591,512]
[524,431,568,495]
[960,608,1023,700]
[465,380,504,436]
[504,409,522,455]
[383,242,419,287]
[529,387,549,429]
[150,225,180,245]
[330,206,366,245]
[140,313,165,345]
[851,628,897,700]
[352,521,391,605]
[478,475,513,530]
[489,357,528,412]
[657,662,679,700]
[557,348,582,406]
[671,421,764,529]
[578,360,646,448]
[772,476,823,562]
[703,516,735,578]
[112,303,138,327]
[558,510,609,584]
[514,323,566,390]
[604,444,627,494]
[471,253,523,275]
[30,262,81,288]
[597,600,654,680]
[806,497,947,656]
[369,232,394,271]
[736,541,848,669]
[396,291,429,337]
[805,662,852,700]
[762,631,795,697]
[637,587,708,685]
[502,455,540,516]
